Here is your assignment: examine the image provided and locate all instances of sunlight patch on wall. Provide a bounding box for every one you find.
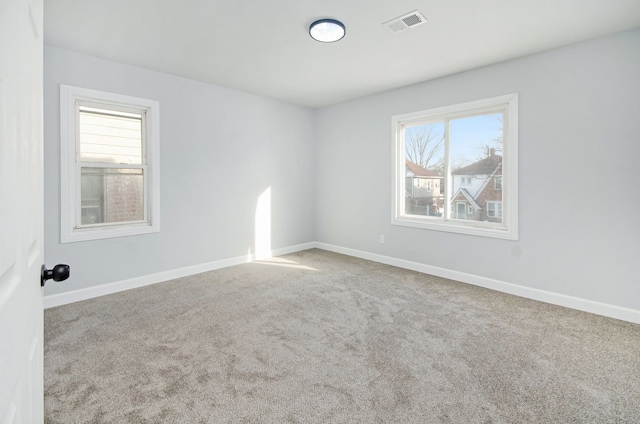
[254,187,272,260]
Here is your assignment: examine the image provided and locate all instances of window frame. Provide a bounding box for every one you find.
[60,85,160,243]
[391,94,518,240]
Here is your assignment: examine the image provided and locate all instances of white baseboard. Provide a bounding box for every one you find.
[43,242,316,309]
[315,242,640,325]
[45,240,640,325]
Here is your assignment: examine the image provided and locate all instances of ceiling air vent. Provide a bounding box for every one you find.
[382,10,427,34]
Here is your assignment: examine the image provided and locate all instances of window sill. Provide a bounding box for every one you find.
[61,222,159,243]
[392,215,518,240]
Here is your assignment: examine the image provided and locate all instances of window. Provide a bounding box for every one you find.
[392,94,518,240]
[487,201,503,218]
[60,85,160,243]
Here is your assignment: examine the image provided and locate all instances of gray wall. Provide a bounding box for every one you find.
[44,46,316,295]
[315,29,640,311]
[44,30,640,313]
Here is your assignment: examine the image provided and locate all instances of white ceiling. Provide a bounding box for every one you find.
[44,0,640,108]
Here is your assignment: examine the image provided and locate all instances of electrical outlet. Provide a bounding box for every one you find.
[379,235,385,244]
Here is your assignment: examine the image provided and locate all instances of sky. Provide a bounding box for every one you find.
[405,112,503,170]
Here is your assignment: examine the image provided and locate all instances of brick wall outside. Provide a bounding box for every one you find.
[475,170,502,223]
[450,169,502,222]
[105,174,144,222]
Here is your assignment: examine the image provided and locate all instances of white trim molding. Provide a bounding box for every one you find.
[60,85,161,243]
[392,93,518,240]
[315,243,640,325]
[45,240,640,325]
[44,242,315,309]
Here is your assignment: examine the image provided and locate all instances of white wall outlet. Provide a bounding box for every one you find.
[380,235,385,244]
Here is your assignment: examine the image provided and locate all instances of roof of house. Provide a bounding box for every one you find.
[452,188,482,210]
[452,153,502,175]
[405,160,441,178]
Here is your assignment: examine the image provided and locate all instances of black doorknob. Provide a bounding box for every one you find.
[41,264,70,287]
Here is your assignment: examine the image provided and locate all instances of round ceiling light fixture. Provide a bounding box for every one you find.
[309,19,345,43]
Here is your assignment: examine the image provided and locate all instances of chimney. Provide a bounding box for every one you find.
[490,148,495,157]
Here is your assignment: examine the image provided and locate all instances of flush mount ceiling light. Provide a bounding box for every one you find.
[309,19,345,43]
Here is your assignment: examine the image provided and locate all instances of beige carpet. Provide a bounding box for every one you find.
[44,249,640,423]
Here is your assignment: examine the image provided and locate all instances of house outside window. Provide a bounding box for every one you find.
[405,160,444,217]
[60,85,160,243]
[392,94,518,240]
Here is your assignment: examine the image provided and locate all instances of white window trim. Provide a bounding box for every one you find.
[391,93,518,240]
[60,85,160,243]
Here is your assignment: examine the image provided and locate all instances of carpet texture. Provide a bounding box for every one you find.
[44,249,640,423]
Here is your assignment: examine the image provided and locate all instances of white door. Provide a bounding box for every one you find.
[456,202,467,220]
[0,0,45,422]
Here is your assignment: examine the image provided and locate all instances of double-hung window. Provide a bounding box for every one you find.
[494,176,503,191]
[487,201,503,218]
[60,85,160,243]
[392,94,518,240]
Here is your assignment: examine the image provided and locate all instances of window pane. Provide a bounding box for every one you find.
[487,202,503,218]
[404,122,445,218]
[449,113,503,223]
[79,106,143,164]
[80,168,144,225]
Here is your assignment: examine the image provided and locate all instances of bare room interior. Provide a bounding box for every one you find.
[1,0,639,422]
